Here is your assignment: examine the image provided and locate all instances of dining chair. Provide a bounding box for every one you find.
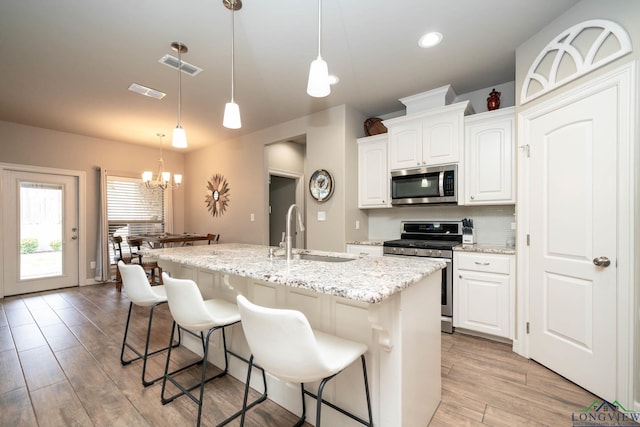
[118,261,180,386]
[112,235,135,291]
[236,295,373,427]
[127,236,162,285]
[160,273,266,427]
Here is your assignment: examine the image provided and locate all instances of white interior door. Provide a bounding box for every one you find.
[527,85,618,401]
[2,170,79,295]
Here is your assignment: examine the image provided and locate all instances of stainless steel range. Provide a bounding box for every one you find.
[383,220,462,333]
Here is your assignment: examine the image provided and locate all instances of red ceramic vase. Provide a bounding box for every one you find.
[487,88,501,111]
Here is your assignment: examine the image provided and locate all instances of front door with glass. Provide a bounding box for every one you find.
[2,170,79,295]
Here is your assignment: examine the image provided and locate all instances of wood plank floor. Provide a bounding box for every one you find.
[0,284,632,426]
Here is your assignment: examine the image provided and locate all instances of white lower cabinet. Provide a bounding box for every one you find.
[454,251,515,339]
[347,244,383,257]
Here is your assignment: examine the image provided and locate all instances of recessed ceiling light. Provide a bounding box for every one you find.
[328,75,340,85]
[418,31,443,48]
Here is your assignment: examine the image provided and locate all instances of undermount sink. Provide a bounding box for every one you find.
[293,253,356,263]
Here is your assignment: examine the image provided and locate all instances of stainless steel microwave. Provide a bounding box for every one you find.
[390,164,458,205]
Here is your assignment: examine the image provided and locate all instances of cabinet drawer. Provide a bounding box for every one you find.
[346,244,383,257]
[456,253,511,274]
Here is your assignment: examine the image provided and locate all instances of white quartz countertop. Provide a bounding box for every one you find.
[141,243,445,304]
[453,243,516,255]
[346,240,385,246]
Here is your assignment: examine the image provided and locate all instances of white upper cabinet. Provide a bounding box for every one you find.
[463,107,515,205]
[385,101,470,170]
[358,134,390,208]
[387,119,422,170]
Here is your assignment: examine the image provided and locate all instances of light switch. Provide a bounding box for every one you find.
[355,220,360,230]
[317,211,326,221]
[250,213,255,222]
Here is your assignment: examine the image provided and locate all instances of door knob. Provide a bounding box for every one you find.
[593,256,610,267]
[71,235,78,240]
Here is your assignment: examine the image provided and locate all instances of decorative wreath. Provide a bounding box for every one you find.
[205,174,231,217]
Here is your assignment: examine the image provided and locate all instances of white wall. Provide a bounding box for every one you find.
[184,104,368,252]
[455,81,515,114]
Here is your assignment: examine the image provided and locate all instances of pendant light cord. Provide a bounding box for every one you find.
[158,133,164,161]
[317,0,322,58]
[230,3,235,102]
[177,46,182,127]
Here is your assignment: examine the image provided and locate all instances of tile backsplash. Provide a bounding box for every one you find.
[367,205,516,246]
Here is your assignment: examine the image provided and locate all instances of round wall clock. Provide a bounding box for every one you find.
[205,174,231,217]
[309,169,334,202]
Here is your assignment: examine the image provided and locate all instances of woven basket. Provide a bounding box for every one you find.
[364,118,388,136]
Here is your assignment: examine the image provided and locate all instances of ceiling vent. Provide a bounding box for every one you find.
[128,83,166,99]
[159,54,203,76]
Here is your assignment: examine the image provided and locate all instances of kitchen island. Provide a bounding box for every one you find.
[143,243,444,427]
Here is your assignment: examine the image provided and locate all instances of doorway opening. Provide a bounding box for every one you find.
[269,175,297,247]
[265,138,306,249]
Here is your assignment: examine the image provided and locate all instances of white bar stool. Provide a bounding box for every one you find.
[118,261,179,386]
[236,295,373,427]
[160,273,266,427]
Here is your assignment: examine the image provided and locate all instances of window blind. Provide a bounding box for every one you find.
[106,176,165,262]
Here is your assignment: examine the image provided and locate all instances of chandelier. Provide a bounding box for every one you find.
[142,133,182,190]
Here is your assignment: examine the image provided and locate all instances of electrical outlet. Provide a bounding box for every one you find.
[250,213,255,222]
[355,220,360,230]
[511,222,516,230]
[90,261,96,269]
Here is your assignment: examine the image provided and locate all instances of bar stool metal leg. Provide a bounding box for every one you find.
[120,300,181,387]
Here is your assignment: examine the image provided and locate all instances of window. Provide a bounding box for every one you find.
[107,176,165,263]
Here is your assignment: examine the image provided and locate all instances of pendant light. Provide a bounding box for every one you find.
[307,0,330,98]
[171,42,188,148]
[223,0,242,129]
[142,133,182,190]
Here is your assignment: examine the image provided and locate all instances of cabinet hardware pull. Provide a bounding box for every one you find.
[474,261,490,265]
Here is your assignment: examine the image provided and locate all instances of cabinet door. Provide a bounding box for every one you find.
[358,135,390,208]
[464,110,515,204]
[389,121,422,170]
[455,269,511,338]
[422,112,461,165]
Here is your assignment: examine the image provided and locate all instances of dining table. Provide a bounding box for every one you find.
[131,233,210,248]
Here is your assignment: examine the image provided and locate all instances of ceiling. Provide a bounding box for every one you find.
[0,0,580,152]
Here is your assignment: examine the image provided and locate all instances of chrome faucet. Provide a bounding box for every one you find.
[285,204,305,261]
